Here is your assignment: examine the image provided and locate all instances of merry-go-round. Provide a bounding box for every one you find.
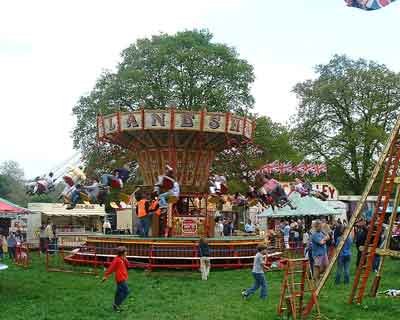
[66,109,270,269]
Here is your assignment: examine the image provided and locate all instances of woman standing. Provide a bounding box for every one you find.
[198,237,211,280]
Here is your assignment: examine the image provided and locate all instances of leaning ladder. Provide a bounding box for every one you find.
[369,178,400,297]
[349,133,400,304]
[278,258,320,319]
[303,114,400,314]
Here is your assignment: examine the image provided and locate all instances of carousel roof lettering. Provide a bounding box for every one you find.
[98,110,254,139]
[97,109,255,191]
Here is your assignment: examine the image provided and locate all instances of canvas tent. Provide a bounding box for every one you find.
[0,197,29,216]
[257,193,342,218]
[0,197,40,245]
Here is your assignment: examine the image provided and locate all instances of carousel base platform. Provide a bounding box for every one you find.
[65,235,266,269]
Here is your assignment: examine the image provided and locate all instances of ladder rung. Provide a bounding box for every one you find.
[291,293,304,297]
[288,271,304,274]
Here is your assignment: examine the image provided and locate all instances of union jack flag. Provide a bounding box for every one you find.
[346,0,397,10]
[293,163,305,176]
[283,162,293,175]
[313,164,328,176]
[275,162,287,175]
[302,163,314,176]
[260,161,278,175]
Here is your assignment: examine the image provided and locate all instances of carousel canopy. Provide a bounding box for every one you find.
[97,109,255,192]
[28,203,106,217]
[257,193,342,218]
[0,197,30,215]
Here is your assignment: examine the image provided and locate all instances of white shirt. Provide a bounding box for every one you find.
[172,182,180,196]
[103,221,111,229]
[245,223,255,233]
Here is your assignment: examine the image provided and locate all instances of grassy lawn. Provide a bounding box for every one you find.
[0,254,400,320]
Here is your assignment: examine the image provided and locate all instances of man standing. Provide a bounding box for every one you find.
[198,237,211,280]
[355,220,368,266]
[136,194,150,237]
[245,220,255,233]
[282,221,291,249]
[311,220,329,282]
[103,219,112,234]
[7,233,17,261]
[44,222,53,253]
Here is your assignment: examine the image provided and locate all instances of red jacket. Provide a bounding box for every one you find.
[104,256,129,283]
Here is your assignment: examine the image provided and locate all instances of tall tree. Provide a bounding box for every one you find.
[73,29,255,176]
[292,55,400,194]
[213,116,302,192]
[0,160,28,206]
[0,160,25,183]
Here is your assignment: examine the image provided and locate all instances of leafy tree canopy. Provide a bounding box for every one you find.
[292,55,400,194]
[0,160,28,206]
[213,116,303,193]
[73,29,255,175]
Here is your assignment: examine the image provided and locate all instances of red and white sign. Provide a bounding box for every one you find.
[182,218,198,236]
[281,182,339,200]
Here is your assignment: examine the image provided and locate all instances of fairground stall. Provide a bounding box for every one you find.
[0,197,40,247]
[28,202,105,248]
[68,109,266,269]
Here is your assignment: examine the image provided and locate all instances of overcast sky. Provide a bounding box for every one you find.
[1,0,399,178]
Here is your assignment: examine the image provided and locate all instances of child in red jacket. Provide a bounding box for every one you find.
[102,246,130,312]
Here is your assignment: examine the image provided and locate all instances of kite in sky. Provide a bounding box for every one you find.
[346,0,397,10]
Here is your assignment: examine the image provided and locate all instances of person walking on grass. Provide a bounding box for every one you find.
[102,246,130,312]
[242,244,268,300]
[199,237,211,280]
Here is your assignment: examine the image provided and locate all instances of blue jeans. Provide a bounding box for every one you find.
[373,254,381,271]
[8,246,16,260]
[139,216,150,237]
[71,190,81,206]
[159,191,174,208]
[245,272,268,299]
[51,238,58,251]
[335,255,351,284]
[114,281,129,307]
[101,174,113,186]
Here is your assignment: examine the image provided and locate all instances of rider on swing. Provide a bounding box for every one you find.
[260,174,296,210]
[154,165,180,209]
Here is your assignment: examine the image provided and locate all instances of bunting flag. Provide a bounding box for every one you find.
[259,162,327,176]
[346,0,397,10]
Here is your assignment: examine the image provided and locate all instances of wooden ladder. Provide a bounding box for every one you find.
[301,115,400,314]
[349,135,400,304]
[369,178,400,297]
[278,258,320,319]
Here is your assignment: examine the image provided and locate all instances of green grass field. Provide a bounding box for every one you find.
[0,254,399,320]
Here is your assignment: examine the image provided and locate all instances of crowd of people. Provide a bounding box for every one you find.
[270,216,388,285]
[0,230,25,261]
